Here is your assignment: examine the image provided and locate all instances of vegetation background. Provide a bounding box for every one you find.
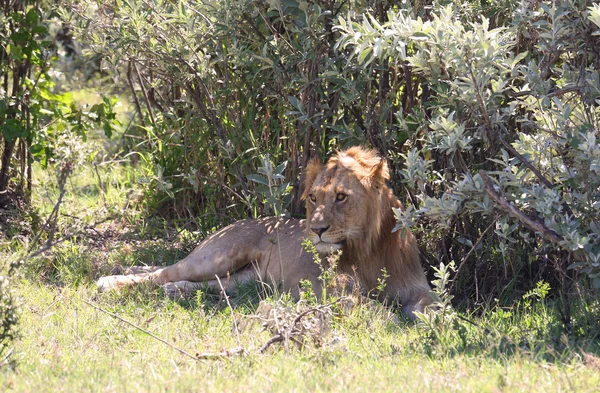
[0,0,599,391]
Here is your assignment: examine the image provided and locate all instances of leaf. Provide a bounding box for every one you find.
[103,121,112,138]
[511,51,528,68]
[409,32,429,41]
[288,96,304,112]
[357,45,373,64]
[274,161,287,175]
[26,8,39,25]
[2,119,25,141]
[247,174,269,186]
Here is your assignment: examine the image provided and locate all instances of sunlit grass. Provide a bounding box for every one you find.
[2,281,600,393]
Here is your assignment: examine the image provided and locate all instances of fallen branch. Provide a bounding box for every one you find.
[81,298,246,361]
[259,297,346,353]
[479,170,563,246]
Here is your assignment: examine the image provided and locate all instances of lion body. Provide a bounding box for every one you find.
[97,147,432,317]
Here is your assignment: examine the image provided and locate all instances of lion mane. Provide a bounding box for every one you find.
[97,146,432,317]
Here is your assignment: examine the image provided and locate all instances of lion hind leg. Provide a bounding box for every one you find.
[401,290,434,319]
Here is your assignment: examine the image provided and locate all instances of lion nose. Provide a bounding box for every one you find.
[311,225,330,237]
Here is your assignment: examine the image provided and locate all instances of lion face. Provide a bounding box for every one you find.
[302,147,390,254]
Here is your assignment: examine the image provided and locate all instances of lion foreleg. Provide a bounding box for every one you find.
[161,267,258,298]
[96,272,155,292]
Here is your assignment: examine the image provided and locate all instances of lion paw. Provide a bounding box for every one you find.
[96,274,150,292]
[161,281,201,299]
[96,275,121,292]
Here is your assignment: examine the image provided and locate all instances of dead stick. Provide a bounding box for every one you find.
[259,335,285,353]
[479,170,563,245]
[81,298,244,361]
[215,275,242,347]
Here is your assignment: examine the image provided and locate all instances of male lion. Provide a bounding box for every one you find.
[97,147,432,317]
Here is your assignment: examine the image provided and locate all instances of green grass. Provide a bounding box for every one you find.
[3,281,600,392]
[1,155,600,392]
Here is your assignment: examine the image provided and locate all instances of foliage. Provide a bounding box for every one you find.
[0,1,118,205]
[63,0,417,218]
[247,154,292,216]
[338,1,600,305]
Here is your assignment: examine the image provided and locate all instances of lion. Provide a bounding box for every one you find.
[96,146,432,318]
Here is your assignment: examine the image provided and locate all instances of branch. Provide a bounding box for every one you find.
[479,170,563,246]
[24,214,115,260]
[450,216,498,291]
[126,60,146,127]
[259,297,345,353]
[133,61,156,127]
[504,85,582,99]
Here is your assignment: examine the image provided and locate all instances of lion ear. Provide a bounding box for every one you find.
[301,157,322,200]
[362,158,389,188]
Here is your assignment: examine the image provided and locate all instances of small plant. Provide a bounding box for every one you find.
[301,238,342,302]
[247,154,293,217]
[368,267,390,299]
[523,281,551,304]
[416,261,457,322]
[0,273,19,361]
[413,261,460,352]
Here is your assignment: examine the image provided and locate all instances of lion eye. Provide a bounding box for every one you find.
[336,193,347,203]
[309,194,316,204]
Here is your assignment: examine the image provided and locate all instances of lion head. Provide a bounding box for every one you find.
[302,146,395,255]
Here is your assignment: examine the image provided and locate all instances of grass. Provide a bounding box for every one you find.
[1,150,600,392]
[3,281,600,392]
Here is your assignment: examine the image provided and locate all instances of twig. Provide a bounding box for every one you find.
[215,275,242,347]
[133,61,157,127]
[0,348,14,369]
[127,60,146,127]
[81,298,245,361]
[479,170,563,245]
[27,163,73,253]
[24,214,115,260]
[450,216,498,291]
[93,163,106,207]
[504,85,582,99]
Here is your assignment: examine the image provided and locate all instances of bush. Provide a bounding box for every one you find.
[338,1,600,306]
[66,0,413,217]
[0,1,118,206]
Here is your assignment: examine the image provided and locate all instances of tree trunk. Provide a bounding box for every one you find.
[0,139,16,195]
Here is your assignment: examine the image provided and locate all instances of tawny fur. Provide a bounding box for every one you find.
[97,146,432,317]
